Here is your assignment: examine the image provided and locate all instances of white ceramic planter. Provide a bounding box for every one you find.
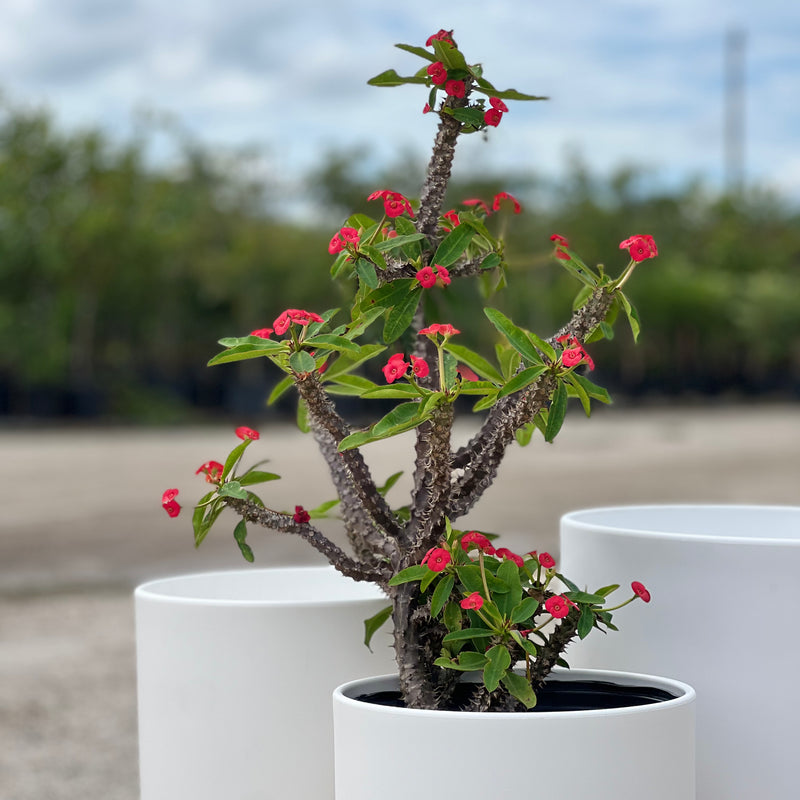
[333,669,695,800]
[560,505,800,800]
[135,566,394,800]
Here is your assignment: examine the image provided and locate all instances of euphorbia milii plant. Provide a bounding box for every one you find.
[163,30,655,712]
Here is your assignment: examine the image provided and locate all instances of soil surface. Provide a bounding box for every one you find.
[2,405,798,799]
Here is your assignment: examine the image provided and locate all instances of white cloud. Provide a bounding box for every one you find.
[0,0,797,199]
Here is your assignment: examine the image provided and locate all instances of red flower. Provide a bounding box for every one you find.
[418,323,460,337]
[492,191,522,214]
[538,552,556,569]
[382,227,398,239]
[426,29,455,47]
[460,530,493,553]
[161,489,181,518]
[195,460,224,483]
[235,426,260,441]
[410,355,429,379]
[550,233,570,260]
[250,327,273,339]
[382,355,409,383]
[559,338,594,371]
[460,592,484,610]
[495,548,524,568]
[443,209,460,227]
[457,365,480,382]
[445,79,466,98]
[483,108,503,127]
[462,198,490,214]
[328,226,360,255]
[561,347,584,368]
[545,595,570,619]
[416,266,437,288]
[422,547,452,572]
[384,191,415,219]
[489,97,509,112]
[426,61,448,86]
[435,264,450,286]
[422,103,432,114]
[293,505,310,524]
[619,234,658,262]
[631,581,651,603]
[273,308,325,335]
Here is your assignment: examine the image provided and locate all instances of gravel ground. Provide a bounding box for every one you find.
[1,405,799,799]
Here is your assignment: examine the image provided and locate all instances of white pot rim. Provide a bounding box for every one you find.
[561,504,800,546]
[135,565,386,607]
[334,668,695,720]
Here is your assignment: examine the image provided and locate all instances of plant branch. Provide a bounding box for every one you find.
[224,497,391,586]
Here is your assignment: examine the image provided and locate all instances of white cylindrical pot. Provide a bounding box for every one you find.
[136,566,394,800]
[333,670,695,800]
[560,505,800,800]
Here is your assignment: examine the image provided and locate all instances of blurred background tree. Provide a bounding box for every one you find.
[1,99,798,422]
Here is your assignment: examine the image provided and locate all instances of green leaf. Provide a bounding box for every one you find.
[377,471,404,496]
[361,384,423,399]
[233,519,254,563]
[515,421,536,447]
[303,334,361,353]
[363,605,393,651]
[383,288,421,343]
[565,372,592,416]
[394,42,437,62]
[222,440,250,480]
[471,391,499,412]
[482,87,547,102]
[431,573,455,617]
[483,645,512,692]
[443,342,503,384]
[565,590,607,605]
[434,651,490,672]
[484,308,543,365]
[373,232,427,252]
[367,68,428,87]
[237,470,281,486]
[442,628,494,644]
[577,606,595,639]
[572,374,612,405]
[433,223,477,267]
[289,350,317,374]
[372,401,425,437]
[443,601,462,632]
[480,252,502,270]
[498,365,548,398]
[388,565,431,586]
[217,480,249,500]
[502,671,538,709]
[618,291,642,342]
[207,342,286,366]
[431,39,468,71]
[510,596,540,624]
[267,375,294,405]
[323,344,387,382]
[594,583,621,597]
[444,106,486,128]
[544,381,568,443]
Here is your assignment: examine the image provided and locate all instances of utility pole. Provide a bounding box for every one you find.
[724,28,746,193]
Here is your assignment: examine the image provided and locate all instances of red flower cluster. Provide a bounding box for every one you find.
[415,264,450,289]
[382,353,429,383]
[460,591,484,611]
[484,97,509,127]
[162,488,181,518]
[418,323,460,337]
[557,336,595,371]
[443,209,460,227]
[328,226,360,255]
[550,233,570,261]
[462,198,490,214]
[426,29,455,47]
[195,460,223,483]
[426,61,448,86]
[293,505,310,524]
[367,189,415,219]
[631,581,651,603]
[620,234,658,262]
[422,546,452,572]
[235,426,260,441]
[460,530,495,555]
[492,191,522,214]
[445,79,465,98]
[273,308,324,336]
[538,551,556,569]
[250,327,273,339]
[495,547,524,568]
[545,595,571,619]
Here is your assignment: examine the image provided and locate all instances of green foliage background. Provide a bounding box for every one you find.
[1,101,798,420]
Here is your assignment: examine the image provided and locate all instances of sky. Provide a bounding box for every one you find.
[1,0,798,203]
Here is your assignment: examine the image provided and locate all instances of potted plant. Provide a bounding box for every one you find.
[155,29,695,800]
